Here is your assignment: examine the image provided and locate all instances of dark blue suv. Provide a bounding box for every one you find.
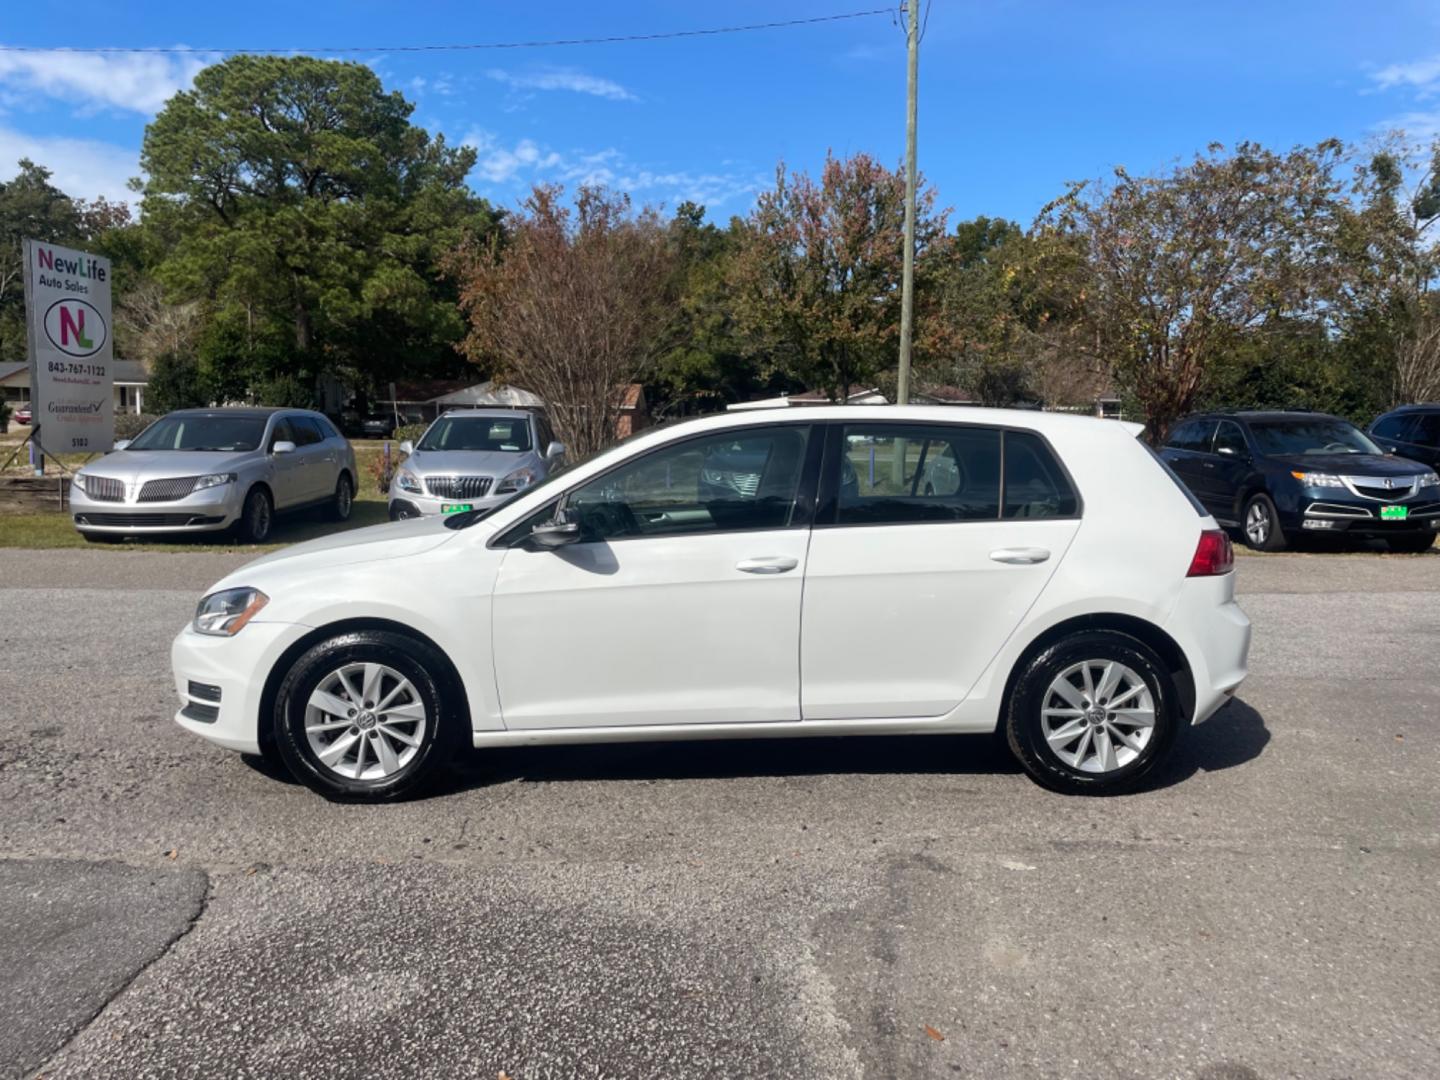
[1160,411,1440,552]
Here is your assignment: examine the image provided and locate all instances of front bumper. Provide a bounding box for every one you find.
[1297,497,1440,536]
[71,483,244,534]
[388,489,512,519]
[171,620,312,754]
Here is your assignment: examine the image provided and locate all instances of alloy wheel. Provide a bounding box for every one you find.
[249,495,272,541]
[1245,502,1270,546]
[1040,659,1155,774]
[337,478,353,519]
[304,662,428,780]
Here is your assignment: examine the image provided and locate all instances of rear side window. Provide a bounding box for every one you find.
[1003,431,1079,518]
[836,424,1001,524]
[315,416,342,440]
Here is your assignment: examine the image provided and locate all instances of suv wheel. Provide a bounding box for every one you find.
[273,630,462,801]
[1242,493,1287,551]
[237,487,274,544]
[1005,630,1179,796]
[327,473,354,522]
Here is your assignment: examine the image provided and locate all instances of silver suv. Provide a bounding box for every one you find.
[389,408,565,519]
[70,408,357,543]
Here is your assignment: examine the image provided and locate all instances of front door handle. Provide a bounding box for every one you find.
[989,547,1050,565]
[736,556,799,574]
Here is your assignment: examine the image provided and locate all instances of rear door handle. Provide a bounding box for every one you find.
[989,547,1050,565]
[736,556,799,574]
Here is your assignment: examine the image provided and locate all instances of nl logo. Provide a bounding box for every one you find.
[43,299,108,358]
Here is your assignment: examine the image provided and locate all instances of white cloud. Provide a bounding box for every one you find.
[486,67,637,102]
[0,48,210,116]
[0,126,139,204]
[462,130,562,184]
[1370,54,1440,96]
[1373,109,1440,142]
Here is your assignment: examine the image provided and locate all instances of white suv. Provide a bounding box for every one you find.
[171,406,1250,800]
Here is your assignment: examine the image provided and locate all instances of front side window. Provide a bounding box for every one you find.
[289,416,324,446]
[419,415,533,453]
[1249,419,1380,456]
[1212,421,1248,457]
[836,424,1002,524]
[1166,419,1216,453]
[129,414,267,452]
[565,426,810,541]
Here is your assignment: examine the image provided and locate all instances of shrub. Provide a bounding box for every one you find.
[0,398,10,434]
[394,423,428,448]
[115,412,159,440]
[367,449,394,495]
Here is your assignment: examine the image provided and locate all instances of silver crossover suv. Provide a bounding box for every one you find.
[70,408,357,543]
[389,409,565,519]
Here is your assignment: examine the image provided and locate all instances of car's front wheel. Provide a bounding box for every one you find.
[1242,493,1287,551]
[273,630,463,801]
[236,486,274,543]
[327,473,354,522]
[1005,630,1179,796]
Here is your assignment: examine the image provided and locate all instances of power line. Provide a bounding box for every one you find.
[0,9,896,56]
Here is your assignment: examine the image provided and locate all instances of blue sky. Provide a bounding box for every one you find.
[3,1,1440,225]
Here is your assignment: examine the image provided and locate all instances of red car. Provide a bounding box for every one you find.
[12,405,31,426]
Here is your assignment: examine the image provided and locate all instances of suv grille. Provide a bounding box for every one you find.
[139,476,199,502]
[425,475,493,500]
[84,475,125,502]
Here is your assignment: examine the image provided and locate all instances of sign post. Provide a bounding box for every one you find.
[22,239,115,470]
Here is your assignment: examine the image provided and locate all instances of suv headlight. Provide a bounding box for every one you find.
[71,472,88,493]
[496,466,536,495]
[195,472,238,490]
[1291,471,1345,488]
[1420,472,1439,489]
[193,587,269,636]
[396,469,422,494]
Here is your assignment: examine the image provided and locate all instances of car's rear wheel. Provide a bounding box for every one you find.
[273,630,462,801]
[236,486,274,543]
[1386,532,1435,554]
[327,473,354,522]
[1242,493,1287,551]
[1005,630,1179,796]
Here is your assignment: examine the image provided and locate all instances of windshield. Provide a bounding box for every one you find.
[1249,419,1380,457]
[128,414,268,452]
[418,416,532,453]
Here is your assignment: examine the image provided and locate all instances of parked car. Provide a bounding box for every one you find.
[70,407,357,543]
[171,406,1250,801]
[13,405,31,426]
[1159,410,1440,553]
[388,409,565,520]
[1368,404,1440,471]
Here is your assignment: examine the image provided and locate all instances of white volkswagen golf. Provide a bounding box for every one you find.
[171,406,1250,800]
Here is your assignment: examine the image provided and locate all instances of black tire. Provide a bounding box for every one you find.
[236,486,274,543]
[327,473,355,522]
[82,532,121,544]
[1241,492,1287,552]
[273,630,464,802]
[1005,630,1180,796]
[1386,532,1435,554]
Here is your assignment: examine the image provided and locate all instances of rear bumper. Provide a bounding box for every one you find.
[1163,573,1251,724]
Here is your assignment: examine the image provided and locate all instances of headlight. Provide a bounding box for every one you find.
[1420,472,1439,489]
[193,587,269,636]
[1291,471,1344,488]
[194,472,237,490]
[496,466,536,494]
[71,472,87,493]
[396,469,422,494]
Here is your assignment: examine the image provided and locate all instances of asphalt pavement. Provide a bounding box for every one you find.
[1,546,1437,1079]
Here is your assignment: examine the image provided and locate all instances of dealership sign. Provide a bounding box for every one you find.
[23,240,114,452]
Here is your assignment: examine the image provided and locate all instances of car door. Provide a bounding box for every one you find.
[1199,420,1251,521]
[266,417,307,509]
[286,415,334,502]
[800,422,1082,720]
[1160,419,1216,499]
[491,424,819,729]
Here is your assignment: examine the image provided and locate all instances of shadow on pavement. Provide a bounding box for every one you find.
[1142,696,1269,791]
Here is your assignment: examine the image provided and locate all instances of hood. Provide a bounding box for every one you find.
[220,516,461,588]
[403,449,532,478]
[1273,452,1431,476]
[83,449,252,480]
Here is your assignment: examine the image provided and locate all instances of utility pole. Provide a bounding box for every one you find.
[896,0,920,406]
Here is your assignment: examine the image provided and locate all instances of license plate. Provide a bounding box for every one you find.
[1380,504,1409,521]
[441,503,473,514]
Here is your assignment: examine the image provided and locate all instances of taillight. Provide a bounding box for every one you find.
[1187,528,1234,577]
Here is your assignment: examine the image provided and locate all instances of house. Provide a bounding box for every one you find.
[1,360,150,418]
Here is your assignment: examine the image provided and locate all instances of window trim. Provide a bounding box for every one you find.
[490,422,823,549]
[814,419,1083,529]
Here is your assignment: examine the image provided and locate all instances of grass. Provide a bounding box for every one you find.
[0,442,398,552]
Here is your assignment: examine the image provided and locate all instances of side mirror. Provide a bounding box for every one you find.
[272,440,296,455]
[398,440,414,456]
[1217,446,1237,456]
[528,508,581,549]
[545,440,566,460]
[112,439,131,452]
